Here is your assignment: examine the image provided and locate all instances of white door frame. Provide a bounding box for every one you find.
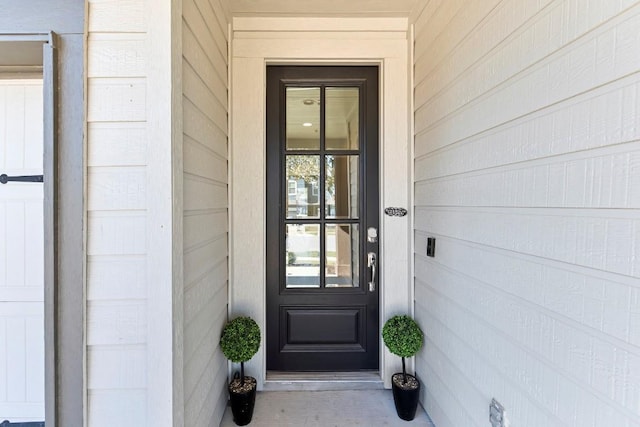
[0,32,61,426]
[229,17,412,389]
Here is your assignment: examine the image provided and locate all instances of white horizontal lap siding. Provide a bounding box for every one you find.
[413,1,640,426]
[86,1,148,426]
[182,0,230,426]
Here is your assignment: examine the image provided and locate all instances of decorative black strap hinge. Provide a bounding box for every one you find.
[0,173,44,184]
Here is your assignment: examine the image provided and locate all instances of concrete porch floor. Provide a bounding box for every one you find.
[220,390,436,426]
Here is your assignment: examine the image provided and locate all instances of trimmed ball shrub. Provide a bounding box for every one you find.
[220,316,261,384]
[382,315,423,384]
[382,315,423,358]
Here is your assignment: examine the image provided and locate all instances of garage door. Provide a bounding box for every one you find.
[0,79,44,422]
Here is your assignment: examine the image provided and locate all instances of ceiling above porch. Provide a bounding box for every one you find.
[225,0,423,17]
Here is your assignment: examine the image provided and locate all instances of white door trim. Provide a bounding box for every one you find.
[0,32,59,425]
[230,17,412,389]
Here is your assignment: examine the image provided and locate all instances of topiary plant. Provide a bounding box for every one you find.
[382,315,423,385]
[220,316,261,385]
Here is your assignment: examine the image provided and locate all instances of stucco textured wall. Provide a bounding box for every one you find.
[413,1,640,426]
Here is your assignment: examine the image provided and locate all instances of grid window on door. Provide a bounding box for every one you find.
[283,85,361,289]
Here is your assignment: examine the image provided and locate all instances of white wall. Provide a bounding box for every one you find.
[87,0,230,425]
[87,1,150,424]
[412,1,640,426]
[181,0,230,425]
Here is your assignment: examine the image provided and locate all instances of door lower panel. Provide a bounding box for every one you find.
[282,306,366,349]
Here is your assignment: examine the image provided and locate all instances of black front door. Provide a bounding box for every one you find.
[266,66,379,371]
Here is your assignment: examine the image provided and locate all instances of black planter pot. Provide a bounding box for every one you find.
[229,376,257,426]
[391,373,421,421]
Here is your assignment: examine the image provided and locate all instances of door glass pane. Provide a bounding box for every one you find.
[326,224,359,288]
[286,224,320,288]
[326,155,359,219]
[286,155,320,219]
[326,87,359,150]
[286,87,320,150]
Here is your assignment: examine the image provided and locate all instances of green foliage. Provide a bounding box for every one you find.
[286,155,320,182]
[220,317,261,363]
[286,155,335,197]
[382,315,423,358]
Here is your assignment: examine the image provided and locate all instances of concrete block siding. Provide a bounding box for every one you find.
[413,1,640,426]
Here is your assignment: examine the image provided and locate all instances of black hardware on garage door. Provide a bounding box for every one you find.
[0,174,44,184]
[266,66,379,371]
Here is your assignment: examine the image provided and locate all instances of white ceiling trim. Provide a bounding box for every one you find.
[224,0,423,17]
[233,17,409,32]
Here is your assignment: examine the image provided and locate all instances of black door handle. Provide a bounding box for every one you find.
[367,252,376,292]
[0,174,44,184]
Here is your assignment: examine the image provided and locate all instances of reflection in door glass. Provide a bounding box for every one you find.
[326,87,359,150]
[326,155,359,219]
[286,87,320,150]
[286,224,320,288]
[325,224,359,288]
[286,155,320,219]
